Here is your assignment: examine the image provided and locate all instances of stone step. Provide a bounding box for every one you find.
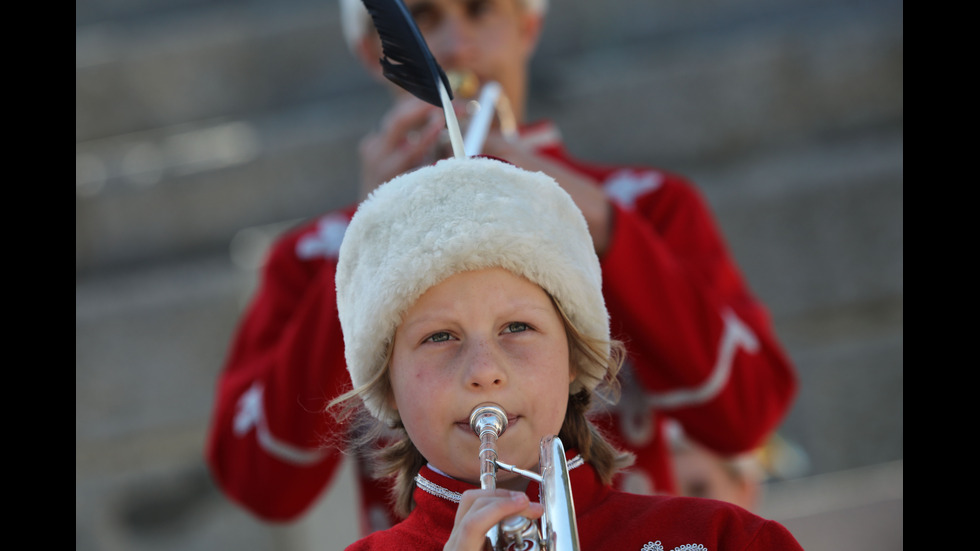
[77,0,898,140]
[76,0,903,274]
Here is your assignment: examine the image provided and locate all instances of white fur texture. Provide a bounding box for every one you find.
[336,156,608,423]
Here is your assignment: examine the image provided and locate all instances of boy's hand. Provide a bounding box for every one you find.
[358,96,446,200]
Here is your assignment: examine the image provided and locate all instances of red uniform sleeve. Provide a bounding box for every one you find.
[600,172,797,455]
[744,519,805,550]
[204,214,354,521]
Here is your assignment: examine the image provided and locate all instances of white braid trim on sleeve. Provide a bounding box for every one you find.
[233,382,328,465]
[645,308,759,410]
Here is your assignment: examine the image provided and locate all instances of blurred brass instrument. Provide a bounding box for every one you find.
[446,71,518,156]
[469,403,581,551]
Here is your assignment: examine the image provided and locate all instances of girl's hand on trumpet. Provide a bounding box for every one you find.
[443,489,543,551]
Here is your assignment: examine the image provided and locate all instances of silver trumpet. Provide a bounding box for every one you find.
[468,403,581,551]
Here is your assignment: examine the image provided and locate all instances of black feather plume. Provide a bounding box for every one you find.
[360,0,453,107]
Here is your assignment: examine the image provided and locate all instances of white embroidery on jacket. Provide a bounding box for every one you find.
[296,212,349,260]
[603,169,663,207]
[643,543,708,551]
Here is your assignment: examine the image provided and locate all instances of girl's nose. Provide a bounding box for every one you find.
[463,339,507,389]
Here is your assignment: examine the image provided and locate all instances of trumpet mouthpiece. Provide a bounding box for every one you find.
[469,403,508,437]
[447,70,480,99]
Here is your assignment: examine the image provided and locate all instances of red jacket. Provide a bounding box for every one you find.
[205,121,797,531]
[347,456,803,550]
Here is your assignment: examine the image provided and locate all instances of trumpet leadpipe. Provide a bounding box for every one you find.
[469,403,508,491]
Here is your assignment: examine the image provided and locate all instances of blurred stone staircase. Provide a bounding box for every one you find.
[76,0,903,549]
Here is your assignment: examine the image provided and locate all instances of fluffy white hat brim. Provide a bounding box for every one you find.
[335,156,608,423]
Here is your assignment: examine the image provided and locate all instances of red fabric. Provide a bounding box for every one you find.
[347,457,803,550]
[204,121,797,527]
[204,207,358,521]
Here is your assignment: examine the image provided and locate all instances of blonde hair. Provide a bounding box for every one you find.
[329,293,634,519]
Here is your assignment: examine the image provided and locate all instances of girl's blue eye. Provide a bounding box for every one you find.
[503,322,529,334]
[426,331,452,343]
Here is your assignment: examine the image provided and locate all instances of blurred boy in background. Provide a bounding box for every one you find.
[205,0,798,535]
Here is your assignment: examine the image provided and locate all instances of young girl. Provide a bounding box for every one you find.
[333,156,803,550]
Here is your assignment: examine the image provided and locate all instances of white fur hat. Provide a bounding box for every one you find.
[338,0,549,53]
[335,156,608,423]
